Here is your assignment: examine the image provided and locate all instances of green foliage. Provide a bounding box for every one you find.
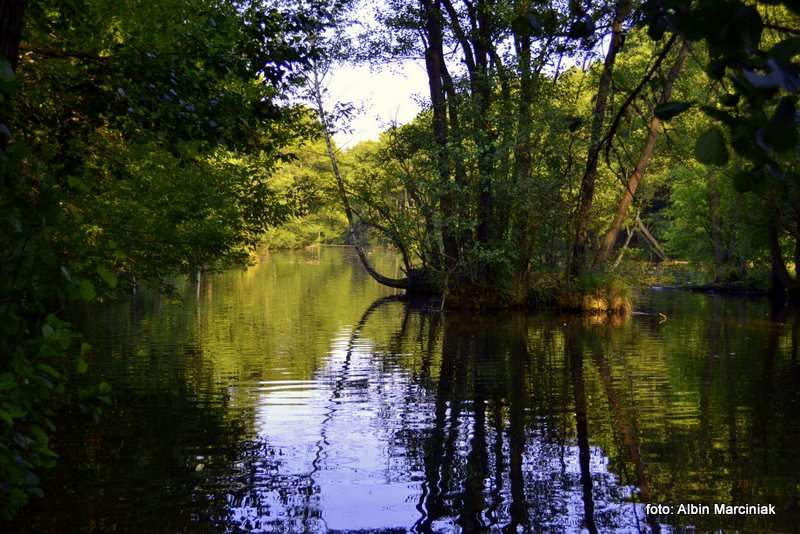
[1,0,335,519]
[663,165,765,269]
[261,137,349,249]
[0,315,68,519]
[338,3,799,298]
[640,1,800,290]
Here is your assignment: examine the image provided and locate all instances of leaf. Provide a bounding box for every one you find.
[23,470,40,487]
[731,170,752,193]
[0,373,16,391]
[654,101,693,121]
[719,93,740,107]
[36,363,61,379]
[97,265,118,289]
[80,341,91,356]
[733,166,769,195]
[743,59,800,93]
[32,375,54,390]
[0,409,12,426]
[28,425,49,446]
[41,323,55,338]
[700,105,737,128]
[769,37,800,62]
[98,382,112,394]
[762,97,797,153]
[5,404,26,418]
[79,279,96,301]
[647,19,666,41]
[705,59,726,80]
[76,357,88,375]
[695,127,729,166]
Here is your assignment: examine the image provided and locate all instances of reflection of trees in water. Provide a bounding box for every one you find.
[220,297,409,532]
[406,313,647,532]
[210,295,800,533]
[216,300,658,532]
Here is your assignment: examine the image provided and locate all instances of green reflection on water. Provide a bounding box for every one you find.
[16,248,800,533]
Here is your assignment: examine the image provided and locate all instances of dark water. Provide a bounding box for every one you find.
[17,248,800,532]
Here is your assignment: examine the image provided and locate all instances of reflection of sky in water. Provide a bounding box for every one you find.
[227,327,650,532]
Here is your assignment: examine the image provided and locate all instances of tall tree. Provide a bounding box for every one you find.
[570,0,633,277]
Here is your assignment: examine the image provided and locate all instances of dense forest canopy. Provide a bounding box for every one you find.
[1,0,799,520]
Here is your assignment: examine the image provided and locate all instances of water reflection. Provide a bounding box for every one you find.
[15,249,800,532]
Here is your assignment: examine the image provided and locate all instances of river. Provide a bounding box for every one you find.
[17,248,800,532]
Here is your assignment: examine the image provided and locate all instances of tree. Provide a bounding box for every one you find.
[1,0,332,518]
[640,0,800,297]
[570,0,634,277]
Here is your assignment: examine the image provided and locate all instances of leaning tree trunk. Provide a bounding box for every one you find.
[309,66,408,290]
[596,40,689,264]
[569,0,632,277]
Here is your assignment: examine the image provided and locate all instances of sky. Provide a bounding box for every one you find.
[326,60,429,150]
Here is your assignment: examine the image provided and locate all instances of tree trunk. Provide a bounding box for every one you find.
[310,66,408,290]
[0,0,27,153]
[510,32,533,269]
[441,0,496,248]
[612,224,635,268]
[440,59,469,262]
[422,0,459,271]
[513,34,533,188]
[767,217,797,292]
[636,212,666,261]
[707,172,730,280]
[570,0,632,277]
[472,2,495,247]
[597,40,689,264]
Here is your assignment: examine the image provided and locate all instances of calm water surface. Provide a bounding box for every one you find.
[19,248,800,532]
